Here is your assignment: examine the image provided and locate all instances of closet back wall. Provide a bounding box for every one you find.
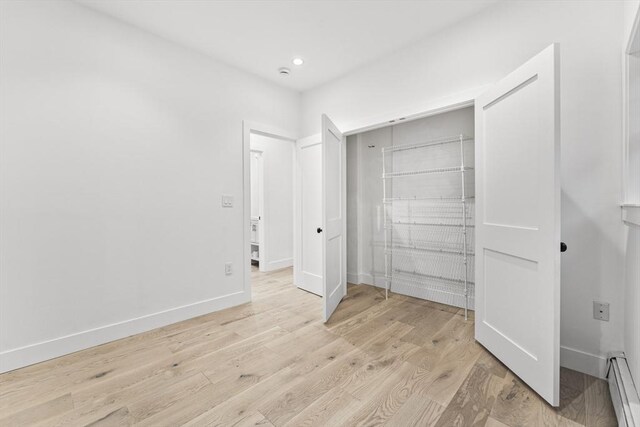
[0,0,300,372]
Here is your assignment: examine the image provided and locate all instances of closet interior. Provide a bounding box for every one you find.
[347,106,475,314]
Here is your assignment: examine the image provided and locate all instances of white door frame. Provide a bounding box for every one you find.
[622,7,640,226]
[342,98,477,137]
[242,121,296,296]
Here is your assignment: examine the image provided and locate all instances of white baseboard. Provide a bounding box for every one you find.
[347,272,359,284]
[265,257,293,272]
[354,272,386,288]
[561,345,608,379]
[0,290,249,374]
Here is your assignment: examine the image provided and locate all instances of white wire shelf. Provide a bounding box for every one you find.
[385,221,474,228]
[383,196,474,204]
[390,274,475,306]
[389,269,475,287]
[382,135,473,153]
[383,166,473,178]
[392,276,475,299]
[385,243,474,257]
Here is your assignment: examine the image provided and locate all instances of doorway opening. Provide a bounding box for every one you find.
[345,106,476,318]
[243,123,322,314]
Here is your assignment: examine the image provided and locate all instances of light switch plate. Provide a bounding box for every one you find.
[593,301,610,321]
[222,195,233,207]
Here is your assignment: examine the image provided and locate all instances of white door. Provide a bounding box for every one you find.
[322,114,347,322]
[475,44,561,406]
[295,135,323,296]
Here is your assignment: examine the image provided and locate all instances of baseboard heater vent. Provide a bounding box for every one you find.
[607,352,640,427]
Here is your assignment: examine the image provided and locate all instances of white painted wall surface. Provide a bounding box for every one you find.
[346,135,359,283]
[249,134,294,271]
[0,0,300,372]
[305,1,626,377]
[348,127,392,288]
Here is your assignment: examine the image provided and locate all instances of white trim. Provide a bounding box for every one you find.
[627,5,640,55]
[347,272,359,284]
[0,291,248,374]
[266,257,293,271]
[560,345,608,379]
[622,7,640,212]
[341,86,484,136]
[293,139,301,286]
[242,121,296,297]
[356,272,386,288]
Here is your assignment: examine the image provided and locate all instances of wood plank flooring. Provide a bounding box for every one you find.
[0,267,617,426]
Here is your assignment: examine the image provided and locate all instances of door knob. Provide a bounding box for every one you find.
[560,242,567,252]
[317,227,323,234]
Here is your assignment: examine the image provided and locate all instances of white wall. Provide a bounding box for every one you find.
[250,134,294,271]
[346,135,359,282]
[305,1,626,378]
[623,0,640,387]
[0,0,300,372]
[347,127,392,287]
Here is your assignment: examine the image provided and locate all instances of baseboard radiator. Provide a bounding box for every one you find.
[607,352,640,427]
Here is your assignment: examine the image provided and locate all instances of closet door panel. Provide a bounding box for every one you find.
[475,43,561,407]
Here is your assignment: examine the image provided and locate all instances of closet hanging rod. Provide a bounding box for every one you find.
[383,166,473,178]
[383,135,474,153]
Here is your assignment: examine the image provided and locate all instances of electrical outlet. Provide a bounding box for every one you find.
[221,195,234,208]
[225,262,232,275]
[593,301,610,321]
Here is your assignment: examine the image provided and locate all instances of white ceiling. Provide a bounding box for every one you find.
[77,0,499,91]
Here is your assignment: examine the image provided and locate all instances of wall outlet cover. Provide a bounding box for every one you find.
[225,262,232,275]
[593,301,610,321]
[222,195,234,207]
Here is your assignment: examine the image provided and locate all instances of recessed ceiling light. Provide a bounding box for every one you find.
[278,67,290,76]
[292,57,304,66]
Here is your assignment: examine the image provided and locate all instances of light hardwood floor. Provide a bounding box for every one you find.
[0,266,617,426]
